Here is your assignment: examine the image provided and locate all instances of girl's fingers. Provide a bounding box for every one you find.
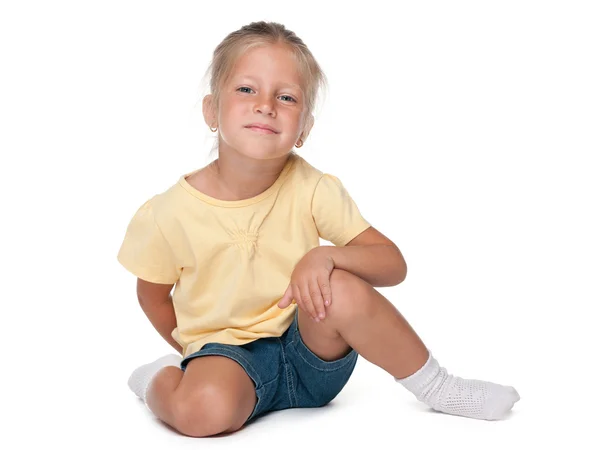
[292,284,308,316]
[278,284,292,307]
[309,278,326,320]
[299,283,318,320]
[318,274,333,308]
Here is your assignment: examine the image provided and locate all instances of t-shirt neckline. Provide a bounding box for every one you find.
[178,154,297,208]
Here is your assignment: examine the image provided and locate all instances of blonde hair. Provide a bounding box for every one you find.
[203,21,327,128]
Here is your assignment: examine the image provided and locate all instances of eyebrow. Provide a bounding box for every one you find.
[234,75,303,91]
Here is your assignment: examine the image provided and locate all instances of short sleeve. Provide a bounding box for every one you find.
[117,198,181,284]
[311,174,371,246]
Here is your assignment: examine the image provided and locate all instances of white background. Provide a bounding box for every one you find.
[1,0,598,448]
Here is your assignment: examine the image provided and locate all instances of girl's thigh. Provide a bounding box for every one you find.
[181,338,284,424]
[283,308,359,408]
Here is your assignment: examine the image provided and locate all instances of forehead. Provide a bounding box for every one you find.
[230,44,304,89]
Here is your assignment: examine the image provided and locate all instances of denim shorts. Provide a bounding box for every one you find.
[179,306,358,424]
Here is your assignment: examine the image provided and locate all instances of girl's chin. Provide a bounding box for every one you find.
[228,145,292,160]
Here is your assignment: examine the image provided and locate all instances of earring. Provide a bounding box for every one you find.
[209,126,218,132]
[295,139,303,148]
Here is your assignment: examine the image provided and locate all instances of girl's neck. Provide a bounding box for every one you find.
[208,148,292,201]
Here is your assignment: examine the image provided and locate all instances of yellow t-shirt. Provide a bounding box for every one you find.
[117,153,371,358]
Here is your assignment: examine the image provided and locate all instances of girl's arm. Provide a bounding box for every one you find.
[318,227,407,287]
[137,279,183,355]
[138,297,183,355]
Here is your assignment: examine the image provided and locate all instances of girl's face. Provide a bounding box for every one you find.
[205,43,313,161]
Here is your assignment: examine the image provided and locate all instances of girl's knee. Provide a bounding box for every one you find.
[171,386,240,437]
[329,269,375,317]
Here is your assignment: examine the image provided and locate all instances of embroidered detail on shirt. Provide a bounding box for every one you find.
[229,230,259,257]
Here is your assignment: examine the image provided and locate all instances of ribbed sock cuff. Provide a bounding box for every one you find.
[394,349,440,393]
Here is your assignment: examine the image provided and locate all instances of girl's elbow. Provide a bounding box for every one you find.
[396,268,407,285]
[384,246,407,286]
[385,261,407,286]
[395,259,407,284]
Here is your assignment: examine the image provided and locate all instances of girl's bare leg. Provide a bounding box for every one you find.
[144,366,183,430]
[299,269,520,420]
[130,355,257,437]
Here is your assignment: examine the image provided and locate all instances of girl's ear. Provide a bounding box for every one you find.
[301,113,315,141]
[202,94,217,128]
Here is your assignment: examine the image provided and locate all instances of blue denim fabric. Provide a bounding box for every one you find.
[180,306,358,424]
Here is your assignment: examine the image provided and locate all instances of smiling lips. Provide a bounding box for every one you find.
[245,123,279,134]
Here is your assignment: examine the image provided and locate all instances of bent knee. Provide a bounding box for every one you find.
[329,269,375,317]
[330,269,369,297]
[172,386,240,437]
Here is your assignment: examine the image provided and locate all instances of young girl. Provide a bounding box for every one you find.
[118,21,520,437]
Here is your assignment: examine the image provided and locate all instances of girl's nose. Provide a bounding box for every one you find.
[253,97,276,117]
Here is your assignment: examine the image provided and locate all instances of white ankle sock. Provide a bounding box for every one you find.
[127,354,183,404]
[395,350,520,420]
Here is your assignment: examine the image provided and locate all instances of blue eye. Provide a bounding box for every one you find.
[237,87,296,103]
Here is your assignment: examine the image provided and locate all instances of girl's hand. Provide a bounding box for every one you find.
[277,247,335,322]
